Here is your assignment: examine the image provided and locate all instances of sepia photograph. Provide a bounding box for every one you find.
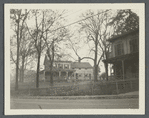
[5,3,145,115]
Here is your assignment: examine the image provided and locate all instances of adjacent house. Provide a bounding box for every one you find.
[43,55,93,81]
[103,29,139,80]
[71,62,93,80]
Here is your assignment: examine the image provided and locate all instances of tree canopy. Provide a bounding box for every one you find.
[109,9,139,37]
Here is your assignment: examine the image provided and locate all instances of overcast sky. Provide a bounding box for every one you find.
[40,9,139,73]
[10,6,140,74]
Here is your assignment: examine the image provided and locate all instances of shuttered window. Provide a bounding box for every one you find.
[114,43,124,56]
[129,38,138,53]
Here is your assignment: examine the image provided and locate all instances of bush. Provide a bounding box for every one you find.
[11,79,139,97]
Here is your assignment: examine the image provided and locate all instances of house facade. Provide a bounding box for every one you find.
[43,56,93,81]
[103,29,139,80]
[71,62,93,80]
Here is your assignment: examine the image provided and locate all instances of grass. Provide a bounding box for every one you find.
[11,79,139,97]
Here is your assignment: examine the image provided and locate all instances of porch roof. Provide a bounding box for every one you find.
[103,52,139,64]
[107,29,139,42]
[46,68,76,72]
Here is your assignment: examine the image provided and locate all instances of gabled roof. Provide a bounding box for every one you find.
[107,29,139,42]
[71,62,92,69]
[44,55,93,69]
[44,55,72,65]
[54,61,72,63]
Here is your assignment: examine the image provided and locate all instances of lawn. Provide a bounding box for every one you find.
[11,80,94,97]
[10,79,139,97]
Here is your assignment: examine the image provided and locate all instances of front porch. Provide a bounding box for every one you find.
[103,52,139,81]
[45,68,76,81]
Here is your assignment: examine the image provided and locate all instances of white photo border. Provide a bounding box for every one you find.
[4,3,145,115]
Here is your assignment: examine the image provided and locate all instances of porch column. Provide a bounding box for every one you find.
[66,71,68,78]
[113,64,116,79]
[44,70,45,82]
[59,71,61,79]
[110,64,112,76]
[74,72,75,79]
[122,60,125,80]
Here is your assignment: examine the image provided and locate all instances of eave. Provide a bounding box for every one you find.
[103,52,139,64]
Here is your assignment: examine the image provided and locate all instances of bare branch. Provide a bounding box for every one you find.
[80,57,94,61]
[97,52,104,66]
[10,50,16,64]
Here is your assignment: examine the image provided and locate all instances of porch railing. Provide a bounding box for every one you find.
[108,73,139,80]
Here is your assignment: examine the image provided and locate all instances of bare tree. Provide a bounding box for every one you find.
[10,9,30,90]
[19,28,36,82]
[78,9,139,81]
[25,9,47,88]
[10,33,36,83]
[75,10,112,81]
[42,10,69,85]
[26,9,68,87]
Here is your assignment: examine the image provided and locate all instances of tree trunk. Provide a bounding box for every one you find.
[50,70,53,85]
[94,64,98,81]
[94,34,98,81]
[15,57,19,90]
[104,62,109,81]
[19,68,22,82]
[36,53,41,88]
[15,21,20,90]
[21,56,25,82]
[49,61,53,85]
[50,42,55,85]
[104,50,109,81]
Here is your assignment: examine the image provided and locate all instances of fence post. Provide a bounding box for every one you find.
[92,81,94,95]
[116,81,119,94]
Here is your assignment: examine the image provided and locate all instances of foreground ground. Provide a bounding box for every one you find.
[11,98,139,109]
[11,79,139,96]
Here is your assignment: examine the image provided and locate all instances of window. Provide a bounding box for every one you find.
[109,44,112,53]
[129,38,138,53]
[79,73,82,77]
[114,43,124,56]
[84,73,88,77]
[53,63,57,67]
[79,68,81,70]
[64,64,69,69]
[58,64,63,69]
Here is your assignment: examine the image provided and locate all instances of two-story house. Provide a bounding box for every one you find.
[43,55,93,81]
[103,29,139,80]
[71,62,93,80]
